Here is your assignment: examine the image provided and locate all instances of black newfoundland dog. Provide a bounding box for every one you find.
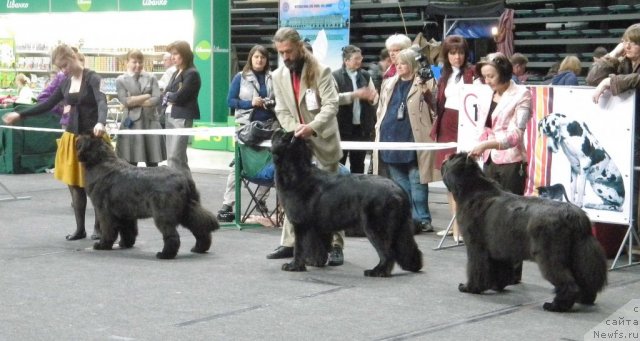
[271,130,422,277]
[76,135,219,259]
[441,152,607,312]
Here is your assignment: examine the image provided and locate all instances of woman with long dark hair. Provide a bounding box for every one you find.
[162,40,201,177]
[218,44,276,221]
[431,35,476,240]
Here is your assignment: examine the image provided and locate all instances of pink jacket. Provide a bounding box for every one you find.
[476,81,531,164]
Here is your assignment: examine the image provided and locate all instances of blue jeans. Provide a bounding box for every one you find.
[387,161,431,223]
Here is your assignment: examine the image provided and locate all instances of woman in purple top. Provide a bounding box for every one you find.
[37,71,67,125]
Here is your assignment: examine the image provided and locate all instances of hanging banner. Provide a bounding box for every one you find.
[279,0,350,70]
[458,84,634,225]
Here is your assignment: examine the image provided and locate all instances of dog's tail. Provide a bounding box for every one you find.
[183,200,220,232]
[181,180,220,253]
[571,216,607,303]
[393,219,423,273]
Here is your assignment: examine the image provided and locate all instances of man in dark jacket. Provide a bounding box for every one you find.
[332,45,378,173]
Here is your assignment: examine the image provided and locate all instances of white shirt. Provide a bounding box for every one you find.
[15,86,34,104]
[347,69,361,125]
[444,66,463,111]
[158,65,177,91]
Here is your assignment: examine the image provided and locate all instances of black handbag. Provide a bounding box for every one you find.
[236,118,276,147]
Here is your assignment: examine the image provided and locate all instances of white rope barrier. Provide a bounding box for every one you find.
[255,140,457,151]
[0,125,237,137]
[0,125,457,150]
[0,125,65,133]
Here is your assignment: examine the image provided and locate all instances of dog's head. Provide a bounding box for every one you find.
[538,112,567,153]
[270,129,313,167]
[76,135,115,167]
[441,152,486,199]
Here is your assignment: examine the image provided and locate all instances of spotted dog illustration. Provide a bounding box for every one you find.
[538,113,624,211]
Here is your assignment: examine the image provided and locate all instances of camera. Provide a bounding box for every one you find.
[411,45,434,83]
[263,98,275,108]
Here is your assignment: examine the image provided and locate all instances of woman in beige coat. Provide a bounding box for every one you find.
[373,48,440,233]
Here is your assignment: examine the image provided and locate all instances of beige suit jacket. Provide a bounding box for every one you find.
[272,62,342,168]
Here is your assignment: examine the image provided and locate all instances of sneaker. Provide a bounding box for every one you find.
[217,204,234,222]
[436,229,453,237]
[328,246,344,266]
[419,221,434,233]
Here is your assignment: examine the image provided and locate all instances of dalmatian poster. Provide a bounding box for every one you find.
[458,84,634,225]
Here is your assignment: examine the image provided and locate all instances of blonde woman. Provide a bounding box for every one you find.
[551,55,581,86]
[373,48,440,234]
[2,44,108,241]
[14,73,34,104]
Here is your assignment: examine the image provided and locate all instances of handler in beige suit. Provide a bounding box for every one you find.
[265,27,346,266]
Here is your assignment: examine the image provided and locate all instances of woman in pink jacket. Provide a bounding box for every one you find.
[470,52,531,195]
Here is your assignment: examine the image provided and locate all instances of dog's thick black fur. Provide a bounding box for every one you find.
[441,152,607,312]
[76,135,219,259]
[271,130,422,277]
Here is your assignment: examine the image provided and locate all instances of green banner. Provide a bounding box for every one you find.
[210,0,229,123]
[50,0,117,12]
[193,0,218,123]
[119,0,192,11]
[0,0,49,13]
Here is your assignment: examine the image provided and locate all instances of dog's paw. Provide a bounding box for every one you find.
[281,262,306,272]
[543,302,561,312]
[578,292,597,305]
[492,284,507,292]
[156,251,177,260]
[364,269,391,277]
[543,301,572,312]
[118,241,135,249]
[305,259,326,267]
[191,246,208,254]
[93,242,112,250]
[459,283,484,294]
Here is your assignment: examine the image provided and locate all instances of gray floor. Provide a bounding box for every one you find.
[0,148,638,340]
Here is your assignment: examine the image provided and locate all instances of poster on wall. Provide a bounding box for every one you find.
[279,0,350,70]
[457,84,634,225]
[0,38,14,68]
[0,37,15,88]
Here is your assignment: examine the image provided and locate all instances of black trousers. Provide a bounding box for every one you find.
[483,157,527,282]
[339,125,368,174]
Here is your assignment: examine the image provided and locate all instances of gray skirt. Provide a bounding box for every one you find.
[115,114,166,164]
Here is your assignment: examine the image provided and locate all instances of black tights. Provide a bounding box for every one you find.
[67,185,100,239]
